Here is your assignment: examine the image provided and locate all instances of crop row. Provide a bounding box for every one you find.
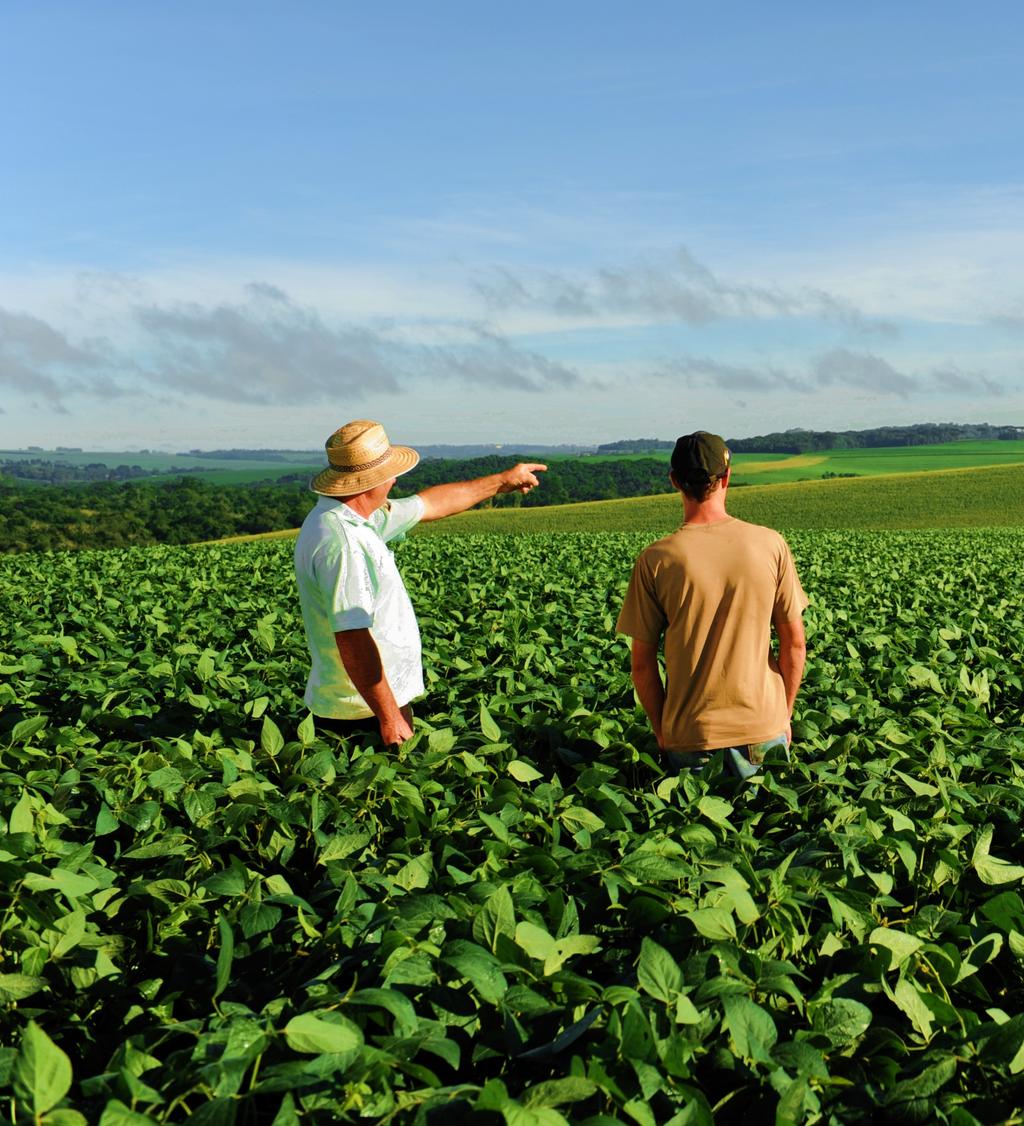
[1,531,1023,1123]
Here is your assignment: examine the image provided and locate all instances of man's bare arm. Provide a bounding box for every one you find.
[335,628,413,746]
[773,611,807,740]
[630,638,666,750]
[418,463,547,522]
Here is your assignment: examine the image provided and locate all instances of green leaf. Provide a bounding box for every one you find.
[348,988,419,1036]
[973,825,1024,885]
[807,997,872,1046]
[428,728,457,754]
[514,922,599,974]
[9,790,34,834]
[296,713,316,746]
[560,806,605,833]
[869,927,924,970]
[12,715,47,743]
[0,974,47,1002]
[522,1077,598,1109]
[723,996,777,1064]
[906,664,943,693]
[893,769,938,797]
[283,1011,364,1055]
[94,803,119,836]
[479,703,502,742]
[13,1021,73,1117]
[685,907,736,941]
[981,891,1024,934]
[99,1100,160,1125]
[42,1112,88,1126]
[890,978,934,1040]
[637,937,683,1003]
[508,760,543,783]
[473,885,516,952]
[214,916,234,1000]
[394,854,432,891]
[261,716,284,757]
[319,832,370,863]
[443,941,508,1004]
[203,861,249,897]
[696,795,734,828]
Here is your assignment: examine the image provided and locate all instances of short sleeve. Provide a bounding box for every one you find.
[313,537,376,633]
[375,495,425,544]
[774,538,809,622]
[616,553,667,643]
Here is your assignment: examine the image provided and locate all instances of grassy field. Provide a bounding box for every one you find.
[413,463,1024,535]
[730,440,1024,484]
[560,439,1024,483]
[214,462,1024,544]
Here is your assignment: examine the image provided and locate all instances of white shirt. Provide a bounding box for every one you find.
[293,494,425,719]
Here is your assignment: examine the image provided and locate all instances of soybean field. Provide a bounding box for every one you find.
[1,530,1024,1123]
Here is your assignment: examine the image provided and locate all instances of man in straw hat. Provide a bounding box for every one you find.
[616,430,808,777]
[295,420,546,746]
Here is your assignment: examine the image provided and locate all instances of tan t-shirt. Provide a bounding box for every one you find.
[617,516,808,751]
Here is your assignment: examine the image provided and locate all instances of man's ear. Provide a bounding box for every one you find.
[669,469,681,491]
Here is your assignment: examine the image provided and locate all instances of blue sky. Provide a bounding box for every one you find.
[2,2,1023,450]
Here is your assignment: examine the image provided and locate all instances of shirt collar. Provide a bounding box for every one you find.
[317,495,390,529]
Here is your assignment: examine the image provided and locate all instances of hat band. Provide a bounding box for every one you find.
[326,449,392,473]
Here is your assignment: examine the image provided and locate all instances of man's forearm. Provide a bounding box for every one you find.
[418,462,547,521]
[418,474,508,520]
[777,642,806,716]
[335,628,408,737]
[630,641,666,748]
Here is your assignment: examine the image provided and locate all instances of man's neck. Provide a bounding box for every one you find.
[338,492,382,519]
[681,491,729,525]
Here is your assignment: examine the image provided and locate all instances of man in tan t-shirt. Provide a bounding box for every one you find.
[617,431,808,776]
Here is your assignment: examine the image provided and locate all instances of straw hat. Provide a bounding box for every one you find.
[310,420,420,496]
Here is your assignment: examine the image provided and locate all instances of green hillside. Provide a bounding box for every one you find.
[413,462,1024,536]
[214,462,1024,544]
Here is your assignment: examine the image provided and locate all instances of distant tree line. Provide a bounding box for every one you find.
[1,459,204,484]
[180,449,318,460]
[599,422,1024,455]
[596,438,675,454]
[727,422,1024,453]
[393,455,674,508]
[0,478,313,554]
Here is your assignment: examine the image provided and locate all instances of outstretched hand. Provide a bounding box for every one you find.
[496,463,548,495]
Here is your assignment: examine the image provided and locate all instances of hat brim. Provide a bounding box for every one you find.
[310,445,420,496]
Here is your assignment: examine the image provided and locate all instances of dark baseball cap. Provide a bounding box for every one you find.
[671,431,731,477]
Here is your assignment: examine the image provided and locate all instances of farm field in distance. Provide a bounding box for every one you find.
[578,440,1024,485]
[5,439,1024,490]
[2,521,1024,1122]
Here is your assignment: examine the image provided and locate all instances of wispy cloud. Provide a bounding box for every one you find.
[0,285,585,411]
[476,245,898,334]
[662,347,1010,399]
[0,308,114,406]
[659,355,810,393]
[812,349,918,396]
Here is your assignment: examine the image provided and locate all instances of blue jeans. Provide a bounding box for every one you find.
[664,732,789,779]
